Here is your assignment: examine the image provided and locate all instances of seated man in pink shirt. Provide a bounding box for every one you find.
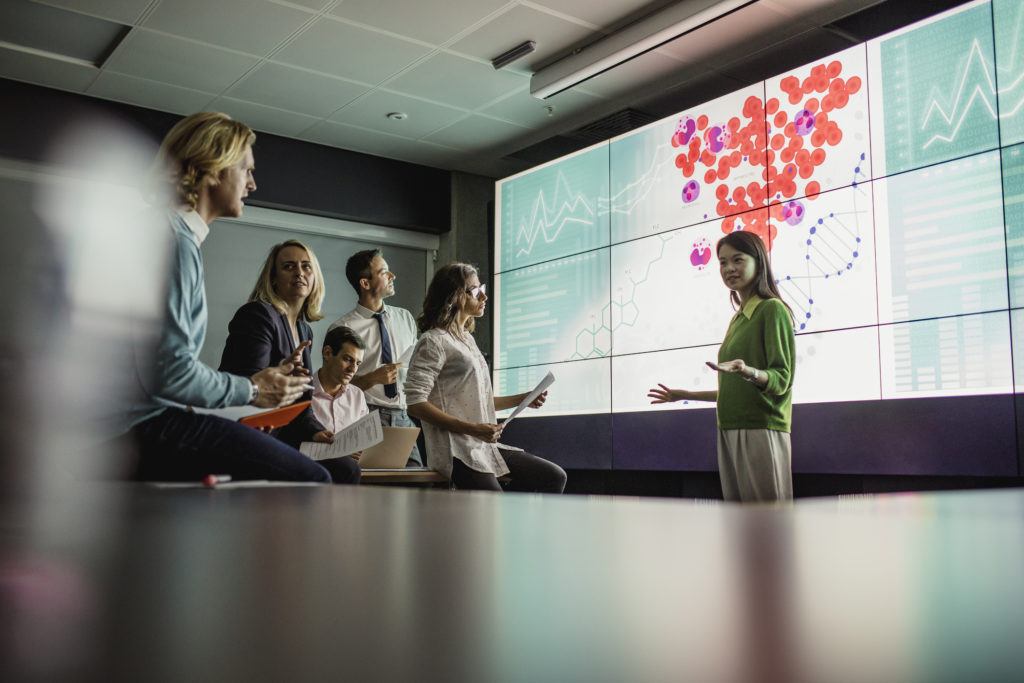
[307,326,370,468]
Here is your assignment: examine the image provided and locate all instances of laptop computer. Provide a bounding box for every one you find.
[358,426,421,469]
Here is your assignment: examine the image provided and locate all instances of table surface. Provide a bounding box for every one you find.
[3,483,1023,683]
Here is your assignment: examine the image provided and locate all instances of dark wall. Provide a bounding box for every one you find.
[0,78,451,234]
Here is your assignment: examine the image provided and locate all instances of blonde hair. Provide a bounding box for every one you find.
[154,112,255,210]
[248,240,326,322]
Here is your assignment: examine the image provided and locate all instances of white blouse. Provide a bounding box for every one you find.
[404,328,508,479]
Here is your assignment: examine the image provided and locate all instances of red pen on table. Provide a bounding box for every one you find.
[202,474,232,488]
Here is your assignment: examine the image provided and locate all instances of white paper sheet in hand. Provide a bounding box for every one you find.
[501,371,555,430]
[300,410,383,461]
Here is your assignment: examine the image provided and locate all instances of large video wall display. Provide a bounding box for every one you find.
[494,0,1024,475]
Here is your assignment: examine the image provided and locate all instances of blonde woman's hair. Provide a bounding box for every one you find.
[248,240,326,322]
[153,112,255,210]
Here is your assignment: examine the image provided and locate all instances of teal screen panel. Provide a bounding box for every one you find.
[1005,144,1024,307]
[994,0,1024,146]
[876,2,999,175]
[496,143,609,273]
[494,248,610,370]
[876,150,1008,323]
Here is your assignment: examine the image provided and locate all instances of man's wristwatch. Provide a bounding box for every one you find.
[248,380,260,405]
[743,369,760,384]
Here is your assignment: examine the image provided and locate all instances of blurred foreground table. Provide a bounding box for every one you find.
[2,484,1023,682]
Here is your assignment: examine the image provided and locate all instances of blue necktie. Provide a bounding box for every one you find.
[374,311,398,398]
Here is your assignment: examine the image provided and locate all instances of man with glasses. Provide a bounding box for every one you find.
[329,249,422,467]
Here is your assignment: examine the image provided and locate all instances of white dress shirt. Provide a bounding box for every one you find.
[310,370,369,434]
[330,303,418,409]
[404,328,508,479]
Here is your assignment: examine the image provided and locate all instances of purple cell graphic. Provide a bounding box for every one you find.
[675,116,696,145]
[794,109,815,135]
[681,179,700,204]
[705,125,726,153]
[689,238,713,269]
[782,200,805,226]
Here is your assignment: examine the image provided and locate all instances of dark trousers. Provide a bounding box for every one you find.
[131,407,332,483]
[451,448,567,493]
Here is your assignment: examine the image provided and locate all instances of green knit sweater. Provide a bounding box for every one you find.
[716,296,796,432]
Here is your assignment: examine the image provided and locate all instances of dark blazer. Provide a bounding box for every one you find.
[219,300,323,446]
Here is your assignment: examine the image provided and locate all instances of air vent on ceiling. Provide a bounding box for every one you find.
[0,0,130,67]
[821,0,972,44]
[564,108,658,143]
[503,107,658,165]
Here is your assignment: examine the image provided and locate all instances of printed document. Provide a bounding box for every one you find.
[299,410,383,460]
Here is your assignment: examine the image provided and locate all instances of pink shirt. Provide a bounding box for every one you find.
[311,371,369,434]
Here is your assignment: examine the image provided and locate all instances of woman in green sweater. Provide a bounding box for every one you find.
[648,231,796,502]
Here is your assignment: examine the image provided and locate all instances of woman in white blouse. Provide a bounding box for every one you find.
[406,263,567,493]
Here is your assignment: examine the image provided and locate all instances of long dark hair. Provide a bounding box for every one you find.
[716,231,794,321]
[417,262,478,334]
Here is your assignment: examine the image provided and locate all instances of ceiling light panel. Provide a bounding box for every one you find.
[31,0,153,25]
[103,29,261,92]
[2,0,128,65]
[143,0,314,57]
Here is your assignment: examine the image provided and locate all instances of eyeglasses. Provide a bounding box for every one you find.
[465,283,487,298]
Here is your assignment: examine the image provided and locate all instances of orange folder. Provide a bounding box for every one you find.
[238,401,311,429]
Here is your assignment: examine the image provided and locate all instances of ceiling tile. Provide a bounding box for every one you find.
[87,70,214,114]
[103,29,261,92]
[210,97,321,138]
[481,85,605,127]
[529,0,674,30]
[228,62,367,118]
[389,51,527,110]
[32,0,153,25]
[423,114,529,150]
[328,0,509,46]
[274,17,432,85]
[143,0,314,56]
[0,46,99,92]
[450,4,596,73]
[330,90,466,138]
[301,120,415,155]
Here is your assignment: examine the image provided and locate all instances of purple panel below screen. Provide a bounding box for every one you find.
[512,395,1019,476]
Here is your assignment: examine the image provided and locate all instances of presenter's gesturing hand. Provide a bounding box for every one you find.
[250,361,312,408]
[647,383,718,404]
[647,383,685,404]
[706,359,767,388]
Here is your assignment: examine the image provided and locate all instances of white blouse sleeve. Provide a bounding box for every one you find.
[404,333,445,406]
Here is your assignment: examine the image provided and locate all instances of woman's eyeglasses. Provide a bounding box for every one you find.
[466,283,487,298]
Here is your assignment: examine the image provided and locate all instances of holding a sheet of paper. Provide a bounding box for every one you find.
[278,325,381,483]
[405,263,566,494]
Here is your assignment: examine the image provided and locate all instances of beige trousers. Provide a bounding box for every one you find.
[717,429,793,503]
